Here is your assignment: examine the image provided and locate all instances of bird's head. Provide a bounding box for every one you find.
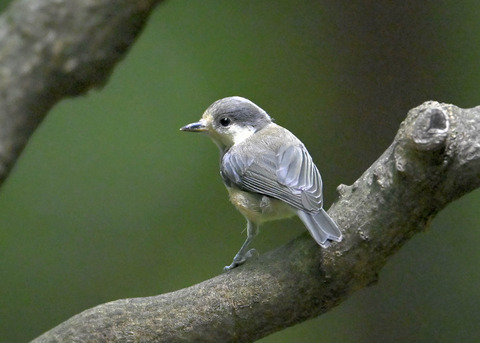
[180,96,272,151]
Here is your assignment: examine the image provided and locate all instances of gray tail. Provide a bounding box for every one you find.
[297,209,342,248]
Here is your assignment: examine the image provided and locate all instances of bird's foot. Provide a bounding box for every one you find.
[223,249,258,271]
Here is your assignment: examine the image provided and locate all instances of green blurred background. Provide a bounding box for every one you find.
[1,1,480,342]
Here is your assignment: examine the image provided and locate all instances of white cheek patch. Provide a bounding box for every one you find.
[230,125,256,145]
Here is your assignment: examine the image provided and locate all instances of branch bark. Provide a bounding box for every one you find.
[0,0,163,187]
[31,102,480,342]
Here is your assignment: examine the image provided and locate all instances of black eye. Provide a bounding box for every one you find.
[219,117,231,127]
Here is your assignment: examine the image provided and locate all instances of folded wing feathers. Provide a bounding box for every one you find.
[221,143,323,213]
[277,146,322,212]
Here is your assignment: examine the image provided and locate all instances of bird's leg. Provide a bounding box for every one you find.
[224,220,259,271]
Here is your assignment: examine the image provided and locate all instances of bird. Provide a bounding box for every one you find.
[180,96,342,270]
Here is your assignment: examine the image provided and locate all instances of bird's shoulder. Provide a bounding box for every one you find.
[233,123,302,154]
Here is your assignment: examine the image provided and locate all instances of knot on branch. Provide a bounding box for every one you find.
[394,101,451,178]
[412,106,449,151]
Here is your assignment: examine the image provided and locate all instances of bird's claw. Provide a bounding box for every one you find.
[223,249,258,271]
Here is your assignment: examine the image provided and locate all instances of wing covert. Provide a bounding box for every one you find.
[221,142,323,213]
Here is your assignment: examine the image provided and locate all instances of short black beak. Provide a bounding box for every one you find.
[180,121,207,132]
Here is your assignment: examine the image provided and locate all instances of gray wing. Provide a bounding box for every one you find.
[221,143,323,213]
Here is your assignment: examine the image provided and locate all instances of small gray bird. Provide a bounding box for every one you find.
[181,96,342,270]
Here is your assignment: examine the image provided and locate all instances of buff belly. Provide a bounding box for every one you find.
[226,187,296,224]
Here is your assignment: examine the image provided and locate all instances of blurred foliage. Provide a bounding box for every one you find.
[1,1,480,342]
[0,0,10,12]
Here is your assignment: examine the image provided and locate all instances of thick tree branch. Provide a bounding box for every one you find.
[0,0,163,187]
[32,102,480,342]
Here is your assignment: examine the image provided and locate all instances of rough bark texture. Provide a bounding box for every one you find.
[0,0,162,187]
[31,102,480,342]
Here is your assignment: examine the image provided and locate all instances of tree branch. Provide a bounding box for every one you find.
[31,102,480,342]
[0,0,163,187]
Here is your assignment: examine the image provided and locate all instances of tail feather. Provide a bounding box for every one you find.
[297,209,342,248]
